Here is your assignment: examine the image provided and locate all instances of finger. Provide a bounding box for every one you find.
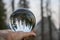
[16,31,36,37]
[23,32,36,37]
[22,32,36,40]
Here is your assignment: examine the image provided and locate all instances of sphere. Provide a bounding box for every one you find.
[9,9,36,32]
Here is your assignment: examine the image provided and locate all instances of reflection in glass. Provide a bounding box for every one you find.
[9,9,36,32]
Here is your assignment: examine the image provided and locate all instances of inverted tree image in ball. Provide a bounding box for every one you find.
[9,9,36,32]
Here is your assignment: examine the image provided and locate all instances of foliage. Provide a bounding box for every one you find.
[0,0,7,29]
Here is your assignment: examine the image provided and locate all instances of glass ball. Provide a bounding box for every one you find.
[9,9,36,32]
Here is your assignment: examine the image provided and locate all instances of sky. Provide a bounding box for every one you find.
[3,0,60,29]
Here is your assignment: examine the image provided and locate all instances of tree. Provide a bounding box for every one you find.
[59,0,60,40]
[41,0,44,40]
[0,0,7,29]
[46,0,52,40]
[11,0,14,11]
[19,0,29,8]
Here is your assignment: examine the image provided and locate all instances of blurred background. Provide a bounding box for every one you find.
[0,0,59,30]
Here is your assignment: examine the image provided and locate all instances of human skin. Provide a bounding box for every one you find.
[0,30,36,40]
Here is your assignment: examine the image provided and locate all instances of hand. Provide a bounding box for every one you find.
[0,30,36,40]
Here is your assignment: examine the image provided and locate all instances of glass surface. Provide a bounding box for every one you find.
[9,9,36,32]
